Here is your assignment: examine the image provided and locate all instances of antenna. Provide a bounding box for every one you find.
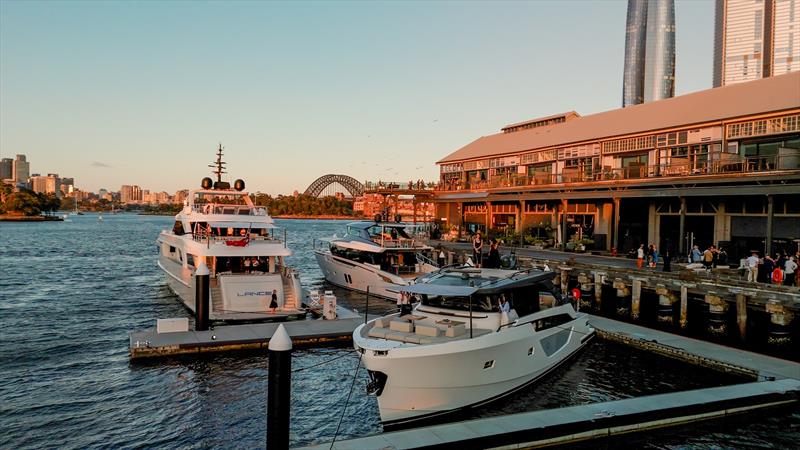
[208,143,227,183]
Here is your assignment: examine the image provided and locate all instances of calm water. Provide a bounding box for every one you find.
[1,215,797,449]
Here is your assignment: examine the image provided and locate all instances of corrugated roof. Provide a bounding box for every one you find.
[438,72,800,164]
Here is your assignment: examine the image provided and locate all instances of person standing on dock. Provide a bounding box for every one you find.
[746,252,760,283]
[651,246,659,269]
[636,244,645,269]
[472,232,483,268]
[784,256,796,286]
[662,250,671,272]
[270,289,278,313]
[691,245,702,263]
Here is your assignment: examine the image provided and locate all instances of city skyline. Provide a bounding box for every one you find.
[2,1,715,195]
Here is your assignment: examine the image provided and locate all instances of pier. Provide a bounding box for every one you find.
[297,314,800,450]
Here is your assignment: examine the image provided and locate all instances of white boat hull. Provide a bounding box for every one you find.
[354,305,593,425]
[314,250,427,300]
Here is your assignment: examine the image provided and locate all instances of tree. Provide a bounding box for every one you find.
[4,191,42,216]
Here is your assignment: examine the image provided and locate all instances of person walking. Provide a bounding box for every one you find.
[762,255,775,283]
[702,246,714,272]
[636,244,645,269]
[647,244,655,268]
[746,251,760,283]
[784,256,797,287]
[269,289,278,313]
[437,246,446,267]
[472,232,483,268]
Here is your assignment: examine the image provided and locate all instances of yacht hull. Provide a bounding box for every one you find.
[354,307,593,426]
[314,250,412,300]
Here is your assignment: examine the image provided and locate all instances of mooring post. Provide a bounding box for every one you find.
[655,284,676,325]
[704,292,728,336]
[194,261,210,331]
[766,299,794,346]
[679,284,690,329]
[734,291,747,342]
[631,279,642,320]
[267,324,292,450]
[594,272,605,311]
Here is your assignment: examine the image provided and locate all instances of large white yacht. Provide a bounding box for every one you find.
[314,220,438,300]
[353,267,594,427]
[157,146,305,322]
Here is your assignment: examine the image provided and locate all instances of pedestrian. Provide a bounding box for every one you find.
[437,246,446,267]
[711,245,719,268]
[251,257,260,272]
[702,246,714,272]
[746,251,760,283]
[663,250,671,272]
[399,291,412,316]
[472,232,483,268]
[718,247,728,267]
[243,257,251,273]
[647,244,655,268]
[637,244,645,269]
[269,289,278,313]
[785,256,797,287]
[762,255,775,283]
[691,245,702,263]
[487,238,501,268]
[651,246,659,269]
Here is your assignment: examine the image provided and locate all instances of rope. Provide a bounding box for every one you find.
[330,351,362,449]
[291,351,357,373]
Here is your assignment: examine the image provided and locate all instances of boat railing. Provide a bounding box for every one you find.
[415,252,439,268]
[191,226,289,248]
[191,204,269,216]
[370,236,428,249]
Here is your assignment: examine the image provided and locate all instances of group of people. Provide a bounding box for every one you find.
[636,244,667,270]
[471,232,503,269]
[690,245,729,272]
[745,251,799,286]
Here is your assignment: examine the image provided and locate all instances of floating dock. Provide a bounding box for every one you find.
[297,315,800,450]
[130,313,364,359]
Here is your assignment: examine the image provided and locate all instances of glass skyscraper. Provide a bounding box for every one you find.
[714,0,800,87]
[622,0,676,107]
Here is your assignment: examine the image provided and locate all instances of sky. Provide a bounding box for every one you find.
[0,0,714,195]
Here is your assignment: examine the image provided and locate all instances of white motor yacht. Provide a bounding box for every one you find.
[314,220,438,300]
[156,145,305,322]
[353,267,594,427]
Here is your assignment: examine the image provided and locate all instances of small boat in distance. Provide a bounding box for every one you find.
[156,145,305,322]
[353,267,594,427]
[314,219,438,300]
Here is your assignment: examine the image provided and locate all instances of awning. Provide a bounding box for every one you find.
[208,221,276,229]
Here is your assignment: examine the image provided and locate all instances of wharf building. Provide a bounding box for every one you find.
[714,0,800,87]
[434,72,800,260]
[622,0,676,107]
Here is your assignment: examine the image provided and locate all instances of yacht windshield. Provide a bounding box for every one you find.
[193,192,249,205]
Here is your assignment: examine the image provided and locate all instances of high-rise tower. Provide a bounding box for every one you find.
[622,0,676,107]
[714,0,800,87]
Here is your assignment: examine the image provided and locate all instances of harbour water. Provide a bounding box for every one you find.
[1,215,798,449]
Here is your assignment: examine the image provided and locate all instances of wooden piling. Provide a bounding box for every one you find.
[736,292,747,342]
[594,272,604,311]
[680,285,689,329]
[631,279,642,320]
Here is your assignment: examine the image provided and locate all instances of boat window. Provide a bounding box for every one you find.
[420,295,495,313]
[186,254,195,268]
[193,192,248,206]
[331,246,382,265]
[173,221,185,236]
[532,314,573,332]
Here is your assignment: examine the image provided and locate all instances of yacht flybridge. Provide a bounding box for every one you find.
[353,267,594,427]
[314,220,438,300]
[157,145,305,322]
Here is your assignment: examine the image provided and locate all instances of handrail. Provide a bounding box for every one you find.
[436,153,800,191]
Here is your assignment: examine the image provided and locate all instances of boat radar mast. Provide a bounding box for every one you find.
[200,144,246,191]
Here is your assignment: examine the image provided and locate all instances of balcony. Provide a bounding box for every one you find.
[437,152,800,192]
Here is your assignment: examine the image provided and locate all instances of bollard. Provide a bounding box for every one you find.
[267,324,292,450]
[194,262,210,331]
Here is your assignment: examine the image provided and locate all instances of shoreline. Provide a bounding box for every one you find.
[0,215,64,222]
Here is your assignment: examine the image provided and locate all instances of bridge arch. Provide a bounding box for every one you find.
[304,174,364,198]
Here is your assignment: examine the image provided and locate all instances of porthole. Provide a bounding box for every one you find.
[483,360,495,369]
[528,347,534,356]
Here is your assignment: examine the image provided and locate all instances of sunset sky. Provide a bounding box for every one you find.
[1,0,714,195]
